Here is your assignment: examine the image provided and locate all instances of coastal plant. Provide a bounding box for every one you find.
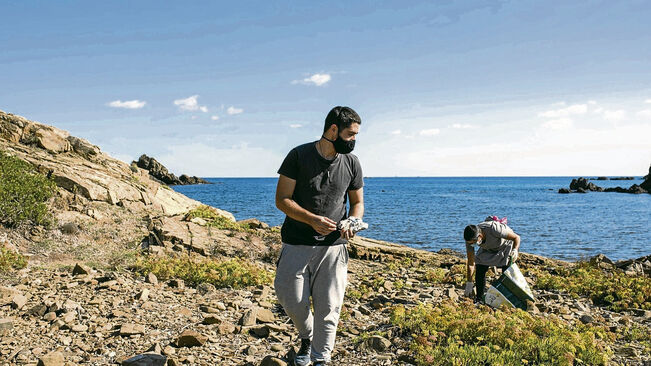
[618,324,651,354]
[534,262,651,311]
[132,255,273,289]
[391,300,613,366]
[0,247,28,272]
[0,151,57,227]
[185,205,249,232]
[424,268,448,284]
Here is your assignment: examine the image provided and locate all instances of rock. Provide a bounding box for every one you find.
[37,351,65,366]
[11,294,27,309]
[176,330,207,347]
[569,177,603,192]
[260,356,287,366]
[0,318,13,331]
[590,254,614,265]
[43,312,57,322]
[60,222,80,235]
[579,315,593,324]
[217,322,236,334]
[28,304,48,317]
[168,279,184,289]
[240,308,258,326]
[363,336,391,352]
[250,325,270,338]
[67,136,100,159]
[197,282,216,295]
[237,218,270,230]
[72,324,88,332]
[202,315,221,325]
[190,217,207,226]
[136,289,150,301]
[121,353,167,366]
[445,288,458,301]
[146,273,158,285]
[558,188,571,194]
[72,263,91,276]
[178,174,210,185]
[256,308,275,323]
[120,323,145,336]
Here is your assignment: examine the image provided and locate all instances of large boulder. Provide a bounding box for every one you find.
[569,177,603,192]
[135,154,182,185]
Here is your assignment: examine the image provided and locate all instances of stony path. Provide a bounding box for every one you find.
[2,256,650,366]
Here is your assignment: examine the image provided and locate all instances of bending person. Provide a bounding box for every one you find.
[274,106,364,366]
[463,217,520,303]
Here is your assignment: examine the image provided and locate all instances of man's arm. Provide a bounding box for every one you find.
[505,230,520,251]
[341,187,364,239]
[275,174,337,235]
[465,244,475,282]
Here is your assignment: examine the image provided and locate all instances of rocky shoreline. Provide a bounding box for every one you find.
[1,110,650,365]
[559,170,651,194]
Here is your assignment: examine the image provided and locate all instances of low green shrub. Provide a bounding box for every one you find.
[133,255,273,289]
[0,247,28,272]
[0,151,57,227]
[534,262,651,311]
[391,301,613,366]
[185,205,248,232]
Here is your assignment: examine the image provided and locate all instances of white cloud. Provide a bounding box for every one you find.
[390,129,402,135]
[645,99,651,104]
[419,128,440,136]
[450,123,474,129]
[290,124,303,128]
[174,95,208,112]
[542,118,573,130]
[538,104,588,118]
[603,109,626,121]
[227,106,243,115]
[292,73,332,86]
[108,100,146,109]
[211,115,220,121]
[636,109,651,118]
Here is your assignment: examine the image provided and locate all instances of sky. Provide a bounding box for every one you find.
[1,1,650,177]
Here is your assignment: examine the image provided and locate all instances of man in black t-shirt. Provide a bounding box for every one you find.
[274,106,364,366]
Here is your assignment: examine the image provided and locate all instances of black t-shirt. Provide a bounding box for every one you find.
[277,141,364,246]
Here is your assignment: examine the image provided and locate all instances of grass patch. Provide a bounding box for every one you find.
[0,247,28,272]
[185,205,248,232]
[0,151,57,228]
[534,262,651,311]
[132,255,273,289]
[391,300,613,366]
[618,324,651,354]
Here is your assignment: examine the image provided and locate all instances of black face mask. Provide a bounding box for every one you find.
[323,133,355,154]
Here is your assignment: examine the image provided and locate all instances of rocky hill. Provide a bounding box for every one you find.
[0,110,649,365]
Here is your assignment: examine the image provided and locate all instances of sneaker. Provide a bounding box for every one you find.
[293,338,311,366]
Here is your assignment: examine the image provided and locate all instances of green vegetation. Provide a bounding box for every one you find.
[534,262,651,311]
[391,301,613,366]
[618,324,651,354]
[185,205,249,232]
[0,151,57,227]
[132,255,273,289]
[0,247,28,272]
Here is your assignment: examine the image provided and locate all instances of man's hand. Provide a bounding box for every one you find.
[311,215,337,236]
[510,249,519,264]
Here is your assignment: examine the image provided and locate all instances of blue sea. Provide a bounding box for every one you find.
[172,177,650,261]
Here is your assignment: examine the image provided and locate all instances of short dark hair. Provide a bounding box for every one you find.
[323,106,361,133]
[464,225,480,241]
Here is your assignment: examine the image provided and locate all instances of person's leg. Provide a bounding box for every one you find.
[309,244,348,363]
[274,244,314,341]
[474,264,489,302]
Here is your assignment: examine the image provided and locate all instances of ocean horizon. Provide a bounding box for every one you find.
[172,176,650,262]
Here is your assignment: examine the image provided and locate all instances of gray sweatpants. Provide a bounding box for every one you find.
[274,243,349,363]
